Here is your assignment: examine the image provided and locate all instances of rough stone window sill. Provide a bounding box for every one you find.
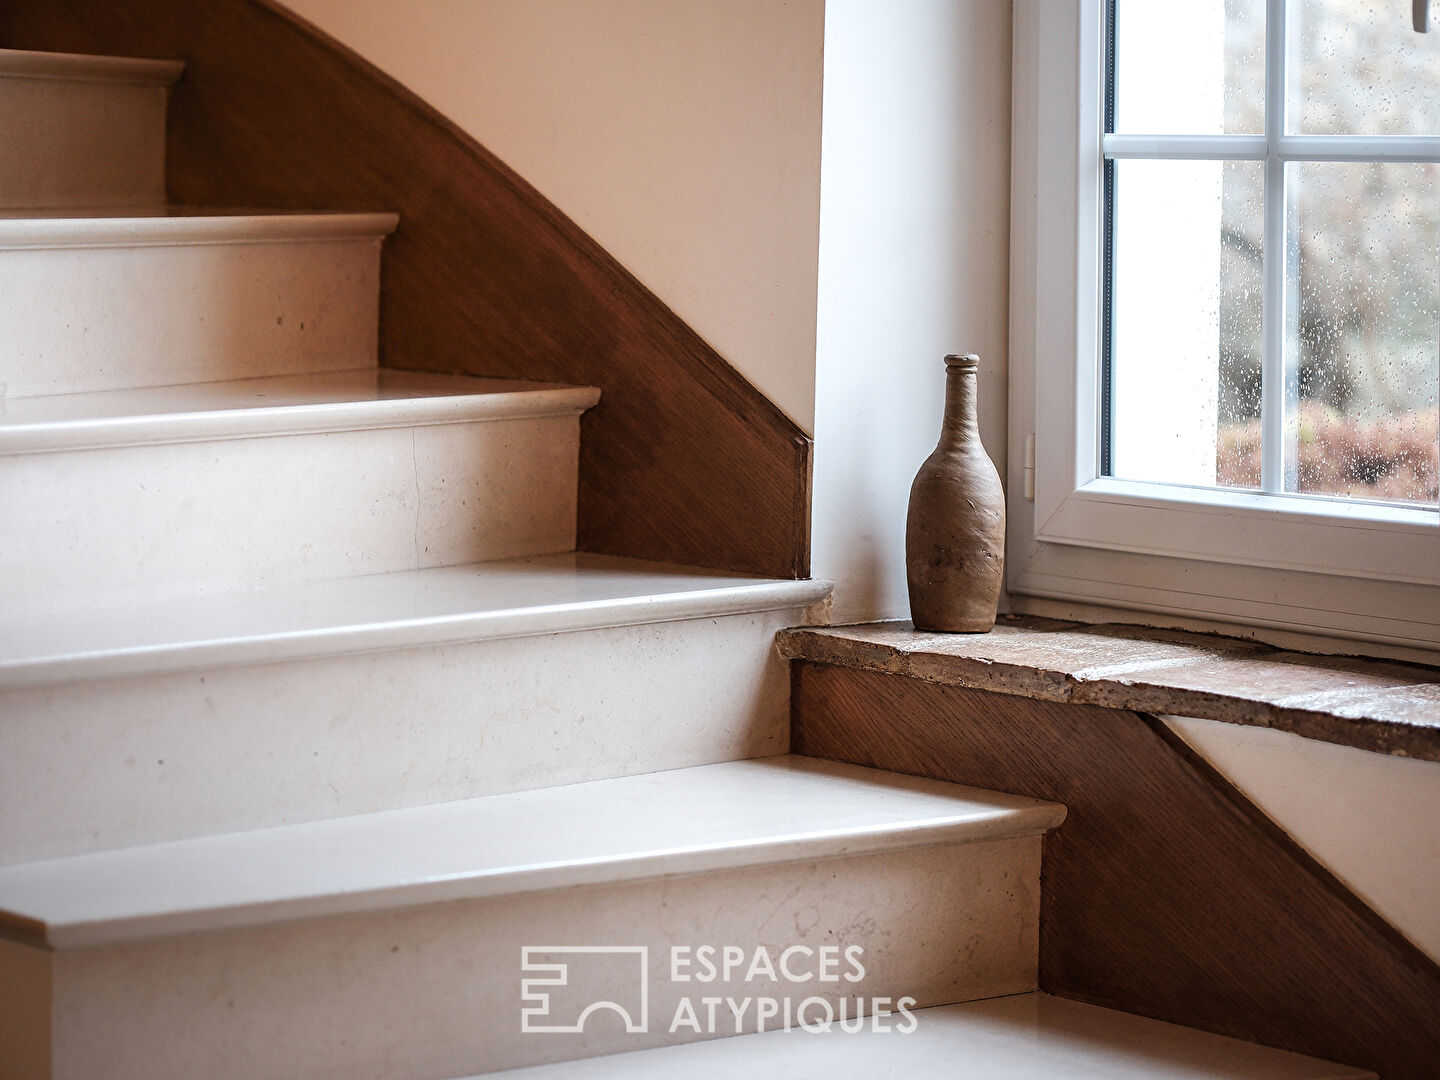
[776,617,1440,762]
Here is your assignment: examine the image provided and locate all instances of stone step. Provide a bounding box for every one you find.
[0,48,183,210]
[0,554,832,863]
[0,208,397,397]
[486,993,1375,1080]
[0,368,598,615]
[0,756,1065,1080]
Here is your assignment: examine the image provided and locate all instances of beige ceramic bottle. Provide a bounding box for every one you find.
[905,353,1005,632]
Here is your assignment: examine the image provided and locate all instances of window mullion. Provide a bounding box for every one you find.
[1260,0,1292,493]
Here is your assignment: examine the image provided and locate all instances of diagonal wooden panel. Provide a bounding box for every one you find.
[791,660,1440,1080]
[0,0,811,578]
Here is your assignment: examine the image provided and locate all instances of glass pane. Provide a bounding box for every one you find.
[1290,162,1439,505]
[1110,160,1265,488]
[1293,0,1440,135]
[1114,0,1265,134]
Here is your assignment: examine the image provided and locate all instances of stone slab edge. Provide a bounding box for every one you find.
[775,618,1440,762]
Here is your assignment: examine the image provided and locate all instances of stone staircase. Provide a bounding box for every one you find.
[0,46,1373,1080]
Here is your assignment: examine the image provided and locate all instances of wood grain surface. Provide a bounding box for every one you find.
[1,0,812,577]
[792,660,1440,1079]
[778,619,1440,761]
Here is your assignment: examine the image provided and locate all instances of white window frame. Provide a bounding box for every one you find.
[1007,0,1440,651]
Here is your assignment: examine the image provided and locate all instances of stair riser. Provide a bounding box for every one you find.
[0,78,168,210]
[0,609,805,863]
[0,418,581,616]
[0,238,383,397]
[15,840,1041,1080]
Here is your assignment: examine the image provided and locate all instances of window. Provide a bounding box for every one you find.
[1008,0,1440,651]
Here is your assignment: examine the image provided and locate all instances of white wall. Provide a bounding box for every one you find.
[281,0,825,435]
[1168,716,1440,963]
[811,0,1014,623]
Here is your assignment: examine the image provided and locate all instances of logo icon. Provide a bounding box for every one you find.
[520,946,649,1034]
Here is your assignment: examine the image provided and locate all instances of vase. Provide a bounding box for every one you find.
[905,353,1005,632]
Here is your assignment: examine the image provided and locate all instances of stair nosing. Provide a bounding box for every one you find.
[0,557,834,689]
[0,47,184,86]
[0,373,601,455]
[0,209,399,250]
[0,755,1066,949]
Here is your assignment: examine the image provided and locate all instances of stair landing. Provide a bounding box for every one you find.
[490,993,1374,1079]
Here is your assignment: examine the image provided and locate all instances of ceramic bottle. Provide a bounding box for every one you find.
[905,353,1005,632]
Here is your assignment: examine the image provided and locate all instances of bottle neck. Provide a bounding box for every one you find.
[939,366,980,447]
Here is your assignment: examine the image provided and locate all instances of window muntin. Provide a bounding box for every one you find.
[1103,0,1439,510]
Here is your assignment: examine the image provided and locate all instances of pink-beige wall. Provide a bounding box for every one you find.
[282,0,825,435]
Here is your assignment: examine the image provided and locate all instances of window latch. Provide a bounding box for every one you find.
[1023,433,1036,501]
[1418,0,1432,33]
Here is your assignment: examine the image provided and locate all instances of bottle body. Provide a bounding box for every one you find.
[905,354,1005,632]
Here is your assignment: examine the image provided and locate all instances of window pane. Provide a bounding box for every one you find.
[1114,0,1265,134]
[1290,162,1439,506]
[1110,159,1265,488]
[1293,0,1440,135]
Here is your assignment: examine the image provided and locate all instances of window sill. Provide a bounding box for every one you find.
[775,617,1440,762]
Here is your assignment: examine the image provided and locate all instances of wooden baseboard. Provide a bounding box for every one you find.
[0,0,812,578]
[791,660,1440,1079]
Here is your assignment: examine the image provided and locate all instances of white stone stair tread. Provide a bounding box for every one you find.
[0,755,1065,948]
[0,553,832,687]
[0,205,397,246]
[488,994,1373,1080]
[0,46,183,85]
[0,368,599,453]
